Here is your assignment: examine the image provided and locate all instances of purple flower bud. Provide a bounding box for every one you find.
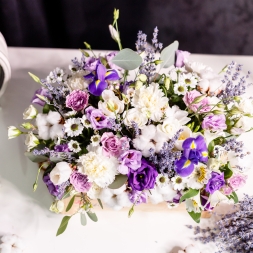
[175,50,190,67]
[31,87,51,106]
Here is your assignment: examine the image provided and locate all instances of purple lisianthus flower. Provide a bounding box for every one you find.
[128,159,158,191]
[175,50,190,67]
[31,87,51,106]
[86,63,120,96]
[66,90,89,111]
[128,190,147,205]
[118,150,142,174]
[175,156,195,177]
[70,171,91,192]
[85,106,110,130]
[183,135,208,163]
[202,114,227,131]
[54,144,70,152]
[205,172,225,194]
[43,174,65,199]
[85,57,99,72]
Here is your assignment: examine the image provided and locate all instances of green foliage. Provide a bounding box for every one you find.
[180,188,199,203]
[86,211,98,222]
[160,41,179,69]
[25,152,48,163]
[108,174,128,189]
[65,195,75,212]
[56,216,71,236]
[188,211,201,223]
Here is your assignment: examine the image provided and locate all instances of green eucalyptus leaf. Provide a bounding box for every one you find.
[180,188,199,203]
[65,195,75,212]
[80,212,87,226]
[220,162,233,179]
[97,198,103,209]
[87,211,98,222]
[111,48,142,70]
[108,174,128,189]
[25,152,48,163]
[208,140,215,154]
[56,216,71,236]
[42,104,50,114]
[188,211,201,223]
[50,156,63,163]
[160,41,179,69]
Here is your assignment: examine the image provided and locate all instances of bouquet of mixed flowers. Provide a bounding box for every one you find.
[8,9,253,235]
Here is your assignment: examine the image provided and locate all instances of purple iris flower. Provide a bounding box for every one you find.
[85,64,120,96]
[31,87,52,106]
[85,57,100,72]
[175,156,195,177]
[183,135,208,163]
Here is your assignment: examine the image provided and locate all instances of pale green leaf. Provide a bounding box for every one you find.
[25,152,48,163]
[180,188,199,203]
[56,216,71,236]
[188,211,201,223]
[65,195,75,212]
[108,174,127,189]
[97,198,103,209]
[111,48,142,70]
[160,41,179,69]
[80,212,87,226]
[86,211,98,222]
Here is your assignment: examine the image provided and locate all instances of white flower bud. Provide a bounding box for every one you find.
[8,126,22,139]
[109,25,120,42]
[24,132,39,151]
[23,105,38,119]
[138,74,147,82]
[135,80,143,90]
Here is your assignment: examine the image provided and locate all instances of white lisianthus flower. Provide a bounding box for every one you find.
[185,193,201,213]
[157,118,181,140]
[98,90,124,118]
[67,70,89,91]
[64,118,84,137]
[203,130,225,146]
[78,151,118,188]
[175,126,192,150]
[171,175,187,191]
[56,200,65,213]
[133,125,167,157]
[49,162,72,185]
[165,105,190,125]
[25,132,39,151]
[174,82,187,95]
[206,190,233,209]
[131,82,168,121]
[187,163,212,190]
[8,126,22,139]
[23,104,38,119]
[123,108,148,129]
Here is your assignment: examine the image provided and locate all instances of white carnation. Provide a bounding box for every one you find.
[164,105,190,125]
[131,82,168,121]
[67,70,89,91]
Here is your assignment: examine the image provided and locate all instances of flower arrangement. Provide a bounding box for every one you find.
[8,9,253,236]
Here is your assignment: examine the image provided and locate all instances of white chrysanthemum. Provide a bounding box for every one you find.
[81,115,91,128]
[174,82,187,95]
[64,118,84,137]
[68,140,81,153]
[131,82,168,121]
[91,134,101,146]
[0,234,26,253]
[123,108,148,129]
[164,105,190,125]
[87,183,102,199]
[133,125,167,157]
[175,126,192,150]
[185,194,201,213]
[171,175,187,191]
[180,73,198,88]
[78,151,118,188]
[67,70,89,91]
[185,61,213,76]
[187,163,211,190]
[98,90,124,118]
[157,117,181,140]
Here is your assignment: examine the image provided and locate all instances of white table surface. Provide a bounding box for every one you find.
[1,47,253,253]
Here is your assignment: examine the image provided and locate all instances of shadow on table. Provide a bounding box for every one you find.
[168,246,182,253]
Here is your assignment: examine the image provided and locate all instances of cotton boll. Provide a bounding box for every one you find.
[112,185,126,195]
[38,125,50,140]
[36,113,48,127]
[106,197,123,211]
[0,244,12,253]
[99,188,114,203]
[184,244,201,253]
[49,124,64,139]
[116,192,132,207]
[148,188,164,204]
[46,111,61,125]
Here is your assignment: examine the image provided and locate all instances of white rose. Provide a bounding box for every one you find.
[98,90,124,118]
[24,132,39,151]
[157,118,181,139]
[8,126,22,139]
[49,162,72,185]
[123,108,148,129]
[23,105,38,119]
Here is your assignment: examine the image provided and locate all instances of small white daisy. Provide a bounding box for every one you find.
[185,194,202,213]
[68,140,81,153]
[156,174,169,188]
[171,175,187,191]
[174,82,187,95]
[180,73,198,88]
[168,67,185,82]
[64,118,84,137]
[81,115,92,128]
[91,134,101,146]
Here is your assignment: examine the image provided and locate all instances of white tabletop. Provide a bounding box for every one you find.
[1,47,253,253]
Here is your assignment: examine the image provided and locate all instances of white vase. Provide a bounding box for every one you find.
[0,32,11,98]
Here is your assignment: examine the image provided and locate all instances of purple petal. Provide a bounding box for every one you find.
[105,70,120,81]
[84,72,95,80]
[175,156,195,177]
[97,64,106,81]
[88,80,108,96]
